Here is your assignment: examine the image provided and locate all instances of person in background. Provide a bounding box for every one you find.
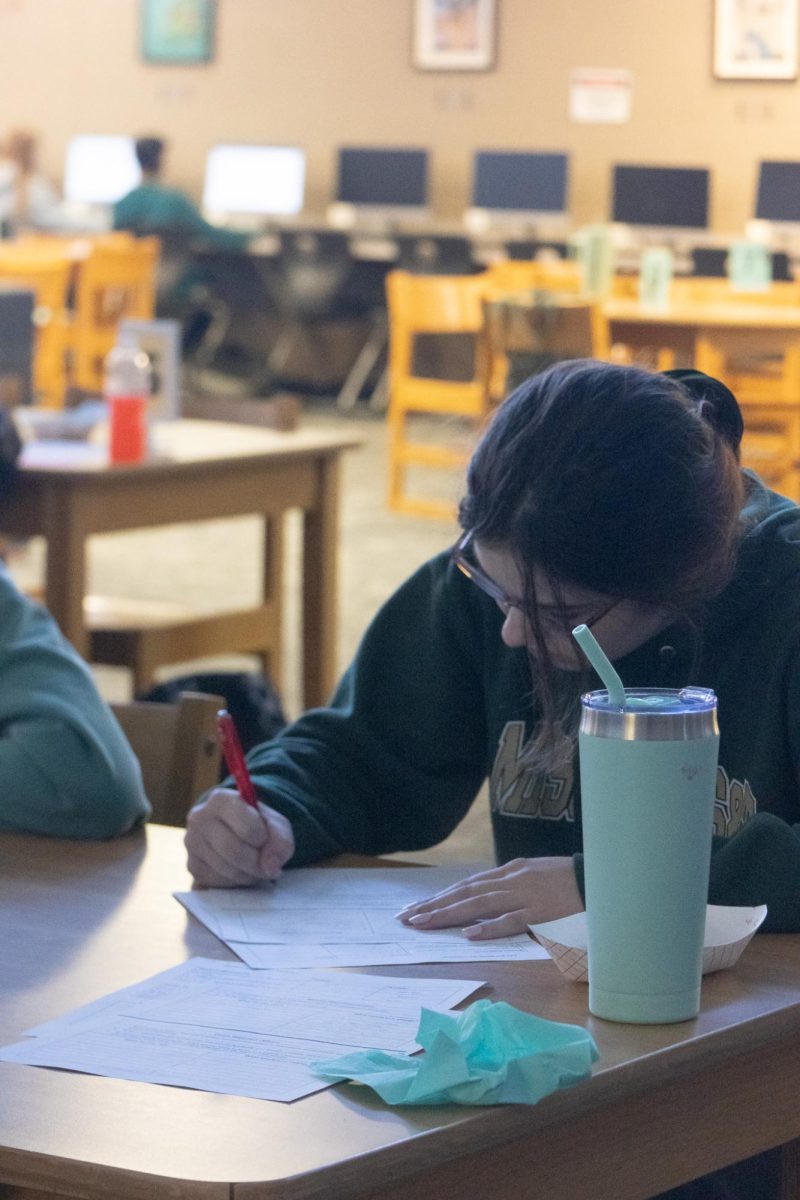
[0,129,61,234]
[113,135,249,352]
[186,359,796,1199]
[113,135,248,252]
[0,412,149,838]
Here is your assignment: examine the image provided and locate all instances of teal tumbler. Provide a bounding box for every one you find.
[578,687,719,1024]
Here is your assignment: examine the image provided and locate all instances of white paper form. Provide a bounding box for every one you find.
[229,935,548,969]
[175,865,548,967]
[0,959,484,1102]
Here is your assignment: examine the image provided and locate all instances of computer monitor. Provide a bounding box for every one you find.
[471,151,569,226]
[611,165,710,237]
[755,161,800,224]
[63,135,140,205]
[202,144,306,226]
[335,147,429,223]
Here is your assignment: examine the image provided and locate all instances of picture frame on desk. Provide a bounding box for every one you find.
[140,0,216,65]
[119,319,181,423]
[713,0,798,80]
[413,0,496,71]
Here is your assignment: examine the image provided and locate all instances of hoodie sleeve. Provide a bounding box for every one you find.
[0,568,149,838]
[242,554,490,864]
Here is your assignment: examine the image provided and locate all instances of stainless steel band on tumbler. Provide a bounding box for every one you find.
[579,687,718,742]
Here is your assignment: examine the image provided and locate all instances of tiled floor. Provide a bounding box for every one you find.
[8,397,494,865]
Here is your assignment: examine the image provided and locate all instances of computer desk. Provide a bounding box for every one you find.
[2,823,800,1200]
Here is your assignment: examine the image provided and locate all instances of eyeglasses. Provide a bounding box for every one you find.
[451,530,621,631]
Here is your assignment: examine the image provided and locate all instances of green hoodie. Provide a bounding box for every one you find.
[246,472,800,932]
[0,566,149,838]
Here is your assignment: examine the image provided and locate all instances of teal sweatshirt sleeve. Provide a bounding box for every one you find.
[243,555,490,864]
[0,569,149,838]
[159,191,251,251]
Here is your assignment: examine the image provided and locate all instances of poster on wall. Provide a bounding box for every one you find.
[569,69,633,124]
[713,0,798,79]
[140,0,216,65]
[413,0,496,70]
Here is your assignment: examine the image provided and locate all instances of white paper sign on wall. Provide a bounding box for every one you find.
[569,68,633,124]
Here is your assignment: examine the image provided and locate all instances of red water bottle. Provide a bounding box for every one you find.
[103,331,150,465]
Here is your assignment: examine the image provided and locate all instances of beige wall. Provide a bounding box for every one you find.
[1,0,799,232]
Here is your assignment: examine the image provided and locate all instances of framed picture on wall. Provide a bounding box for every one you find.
[413,0,496,71]
[713,0,798,79]
[140,0,216,65]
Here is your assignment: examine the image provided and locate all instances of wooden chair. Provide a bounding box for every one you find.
[70,236,159,392]
[482,287,611,406]
[110,690,223,826]
[86,593,278,697]
[485,257,583,296]
[695,337,800,502]
[386,269,491,519]
[0,247,72,406]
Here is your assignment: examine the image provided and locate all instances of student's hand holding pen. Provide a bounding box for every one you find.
[184,711,294,887]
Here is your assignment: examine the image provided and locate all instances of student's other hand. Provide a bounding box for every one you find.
[185,788,295,887]
[396,857,583,939]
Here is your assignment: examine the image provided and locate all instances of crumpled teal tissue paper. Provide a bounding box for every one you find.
[311,998,599,1106]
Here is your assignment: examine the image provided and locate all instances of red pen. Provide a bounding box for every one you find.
[217,709,260,811]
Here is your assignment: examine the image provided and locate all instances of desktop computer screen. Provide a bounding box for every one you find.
[611,165,710,230]
[336,147,428,210]
[202,144,306,219]
[472,151,568,216]
[755,161,800,223]
[63,135,140,205]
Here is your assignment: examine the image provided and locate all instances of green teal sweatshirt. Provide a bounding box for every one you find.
[112,184,250,251]
[0,566,149,838]
[244,472,800,932]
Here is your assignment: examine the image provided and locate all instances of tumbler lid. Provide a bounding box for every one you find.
[579,687,718,740]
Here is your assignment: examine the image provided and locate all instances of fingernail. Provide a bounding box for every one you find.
[462,924,482,939]
[408,912,432,926]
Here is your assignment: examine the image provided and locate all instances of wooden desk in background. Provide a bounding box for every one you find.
[604,296,800,371]
[2,420,360,708]
[2,825,800,1200]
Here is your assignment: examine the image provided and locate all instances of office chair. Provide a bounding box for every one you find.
[263,229,391,407]
[504,239,570,261]
[690,246,792,282]
[392,234,477,275]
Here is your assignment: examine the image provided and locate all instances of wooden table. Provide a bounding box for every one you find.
[603,296,800,371]
[2,420,360,707]
[2,825,800,1200]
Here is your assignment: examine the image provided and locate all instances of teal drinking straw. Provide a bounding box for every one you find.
[572,624,626,708]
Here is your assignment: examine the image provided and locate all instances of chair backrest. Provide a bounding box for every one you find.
[71,236,159,391]
[393,234,476,275]
[504,239,570,261]
[483,293,610,402]
[0,287,34,406]
[111,690,223,827]
[486,257,582,295]
[690,246,793,282]
[271,229,355,319]
[386,269,491,388]
[0,249,72,406]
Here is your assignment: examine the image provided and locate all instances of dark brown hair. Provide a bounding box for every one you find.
[459,360,745,767]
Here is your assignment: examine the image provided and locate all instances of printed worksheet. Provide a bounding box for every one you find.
[1,958,484,1102]
[175,865,547,967]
